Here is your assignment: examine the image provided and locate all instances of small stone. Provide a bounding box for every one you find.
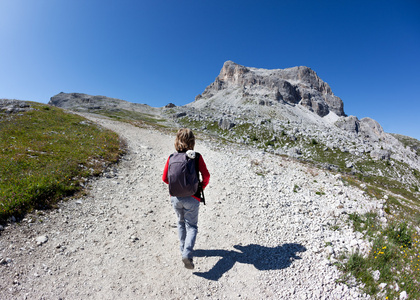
[372,270,380,281]
[75,200,83,205]
[130,236,139,242]
[36,235,48,245]
[0,258,12,265]
[379,283,387,289]
[0,225,4,231]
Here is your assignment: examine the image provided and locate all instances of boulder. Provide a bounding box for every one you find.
[359,117,386,142]
[218,118,235,130]
[335,116,360,134]
[370,149,391,160]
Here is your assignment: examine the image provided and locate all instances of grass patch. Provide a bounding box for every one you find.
[339,212,420,299]
[0,102,124,223]
[348,211,380,238]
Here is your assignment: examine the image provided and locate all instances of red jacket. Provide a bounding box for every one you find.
[162,152,210,201]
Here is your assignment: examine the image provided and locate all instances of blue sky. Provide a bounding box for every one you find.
[1,0,419,139]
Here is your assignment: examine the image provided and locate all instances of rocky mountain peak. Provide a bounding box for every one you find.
[196,61,344,118]
[219,60,250,81]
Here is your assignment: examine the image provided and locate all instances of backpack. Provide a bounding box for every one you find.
[168,151,200,197]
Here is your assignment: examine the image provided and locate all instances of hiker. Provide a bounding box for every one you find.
[162,128,210,269]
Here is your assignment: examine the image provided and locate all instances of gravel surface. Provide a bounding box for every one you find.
[0,115,382,299]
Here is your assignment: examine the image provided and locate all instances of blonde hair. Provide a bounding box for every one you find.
[174,128,195,152]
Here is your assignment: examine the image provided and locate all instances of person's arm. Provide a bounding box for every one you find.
[198,155,210,189]
[162,157,170,184]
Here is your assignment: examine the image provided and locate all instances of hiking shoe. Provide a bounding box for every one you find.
[182,257,194,269]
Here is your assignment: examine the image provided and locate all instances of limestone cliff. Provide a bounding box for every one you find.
[195,61,345,117]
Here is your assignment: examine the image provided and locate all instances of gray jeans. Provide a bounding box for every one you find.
[171,196,200,259]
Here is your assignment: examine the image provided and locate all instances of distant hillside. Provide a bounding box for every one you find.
[391,133,420,156]
[49,92,157,113]
[49,92,170,126]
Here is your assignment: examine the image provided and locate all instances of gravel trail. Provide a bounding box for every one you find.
[0,115,380,299]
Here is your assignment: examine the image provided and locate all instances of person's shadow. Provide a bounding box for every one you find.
[193,243,306,281]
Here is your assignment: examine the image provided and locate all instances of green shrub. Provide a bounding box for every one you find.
[385,222,412,247]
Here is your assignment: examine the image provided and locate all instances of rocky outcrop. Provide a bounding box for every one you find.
[196,61,345,117]
[0,99,32,114]
[359,118,386,142]
[335,116,360,134]
[370,149,391,160]
[334,116,387,143]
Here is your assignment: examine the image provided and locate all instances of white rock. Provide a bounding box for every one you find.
[379,283,387,289]
[36,235,49,245]
[325,246,334,255]
[400,291,408,300]
[350,239,358,248]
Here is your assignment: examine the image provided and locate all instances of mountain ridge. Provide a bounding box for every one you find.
[46,61,419,194]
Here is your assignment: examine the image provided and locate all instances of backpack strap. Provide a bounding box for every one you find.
[194,152,201,177]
